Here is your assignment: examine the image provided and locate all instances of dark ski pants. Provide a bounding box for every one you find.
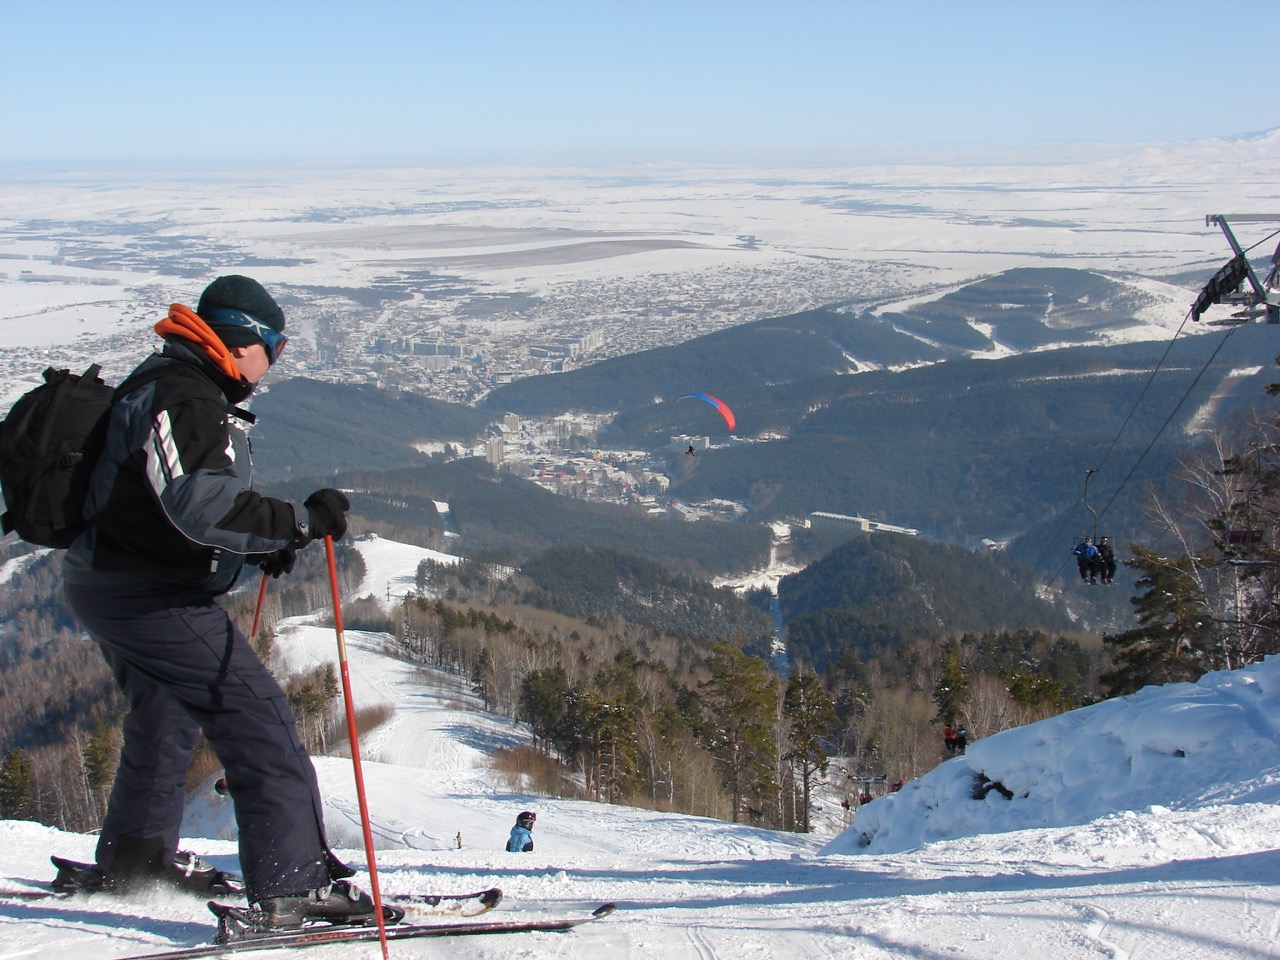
[65,579,335,902]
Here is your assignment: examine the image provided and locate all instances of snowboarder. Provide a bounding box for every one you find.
[507,811,536,852]
[1097,537,1117,584]
[60,276,374,931]
[955,724,968,753]
[1073,537,1100,584]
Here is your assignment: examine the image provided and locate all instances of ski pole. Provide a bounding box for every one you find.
[324,534,390,959]
[250,571,268,640]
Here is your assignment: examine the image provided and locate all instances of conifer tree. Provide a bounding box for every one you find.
[0,748,35,820]
[472,647,495,708]
[82,717,118,808]
[782,670,836,832]
[699,643,778,823]
[932,640,970,724]
[1102,544,1215,695]
[518,665,570,753]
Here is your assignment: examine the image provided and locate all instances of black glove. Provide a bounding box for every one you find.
[304,488,350,542]
[256,547,296,578]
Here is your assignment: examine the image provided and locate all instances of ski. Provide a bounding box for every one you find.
[0,887,59,901]
[104,903,617,960]
[383,886,503,918]
[0,884,502,918]
[2,865,502,919]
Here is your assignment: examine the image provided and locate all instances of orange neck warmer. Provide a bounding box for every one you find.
[154,304,244,382]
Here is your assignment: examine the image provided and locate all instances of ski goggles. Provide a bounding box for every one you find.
[204,307,289,365]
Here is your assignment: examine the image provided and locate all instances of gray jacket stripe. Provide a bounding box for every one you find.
[146,409,185,495]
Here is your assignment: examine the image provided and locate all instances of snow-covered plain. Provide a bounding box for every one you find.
[3,131,1280,406]
[1,535,1278,959]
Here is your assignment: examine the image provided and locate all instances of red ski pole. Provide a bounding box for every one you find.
[250,572,268,640]
[324,535,390,959]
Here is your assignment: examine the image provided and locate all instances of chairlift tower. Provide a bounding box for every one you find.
[1193,215,1280,324]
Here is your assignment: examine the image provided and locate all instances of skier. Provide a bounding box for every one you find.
[59,276,378,931]
[507,811,536,852]
[943,725,958,754]
[1072,537,1100,584]
[1097,537,1117,584]
[954,724,969,753]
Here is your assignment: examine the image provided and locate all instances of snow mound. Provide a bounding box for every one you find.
[824,654,1280,855]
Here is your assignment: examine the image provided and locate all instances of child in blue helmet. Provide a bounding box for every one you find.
[506,811,535,852]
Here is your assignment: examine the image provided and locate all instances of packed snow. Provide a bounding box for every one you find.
[0,536,1278,958]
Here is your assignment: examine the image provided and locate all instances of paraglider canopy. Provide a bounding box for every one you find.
[678,392,735,432]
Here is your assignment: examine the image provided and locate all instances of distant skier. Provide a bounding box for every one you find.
[1073,537,1100,584]
[1096,537,1117,584]
[943,725,958,754]
[686,444,696,456]
[955,724,969,753]
[506,811,536,852]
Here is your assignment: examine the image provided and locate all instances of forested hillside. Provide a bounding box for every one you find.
[264,458,773,576]
[512,545,772,649]
[250,377,494,481]
[776,532,1073,670]
[664,329,1275,551]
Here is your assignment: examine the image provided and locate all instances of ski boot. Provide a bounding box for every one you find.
[51,851,242,898]
[212,880,404,943]
[161,850,244,897]
[50,857,106,895]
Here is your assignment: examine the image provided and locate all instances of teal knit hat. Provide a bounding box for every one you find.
[197,275,285,348]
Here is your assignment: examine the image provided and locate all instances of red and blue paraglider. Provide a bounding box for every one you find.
[678,392,736,432]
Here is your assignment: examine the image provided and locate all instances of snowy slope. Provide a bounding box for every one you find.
[349,533,459,608]
[0,536,1278,958]
[829,655,1280,856]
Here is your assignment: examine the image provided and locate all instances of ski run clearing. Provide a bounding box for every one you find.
[1,534,1279,959]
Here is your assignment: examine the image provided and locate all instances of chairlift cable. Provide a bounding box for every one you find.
[1024,308,1203,594]
[1091,312,1191,478]
[1011,222,1272,629]
[1086,222,1277,499]
[1008,321,1241,631]
[1090,324,1240,529]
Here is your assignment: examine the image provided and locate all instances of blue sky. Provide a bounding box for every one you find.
[2,1,1275,167]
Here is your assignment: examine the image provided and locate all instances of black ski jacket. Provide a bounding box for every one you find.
[63,340,306,595]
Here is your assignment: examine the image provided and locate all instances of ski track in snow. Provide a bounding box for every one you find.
[1,536,1280,958]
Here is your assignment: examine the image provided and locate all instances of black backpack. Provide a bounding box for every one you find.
[0,364,117,548]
